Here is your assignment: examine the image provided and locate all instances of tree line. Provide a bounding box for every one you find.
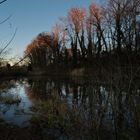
[25,0,140,69]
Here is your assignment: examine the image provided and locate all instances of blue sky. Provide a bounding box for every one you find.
[0,0,102,57]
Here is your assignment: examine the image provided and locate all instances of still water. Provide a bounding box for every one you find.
[0,80,33,126]
[0,77,140,139]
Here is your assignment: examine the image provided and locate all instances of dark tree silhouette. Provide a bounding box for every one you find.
[25,0,140,69]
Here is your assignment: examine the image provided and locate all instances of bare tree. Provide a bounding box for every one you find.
[25,32,54,68]
[67,7,87,65]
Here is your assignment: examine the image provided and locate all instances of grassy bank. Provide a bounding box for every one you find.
[0,66,27,78]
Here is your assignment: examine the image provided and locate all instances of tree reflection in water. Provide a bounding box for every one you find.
[0,77,139,139]
[25,77,140,140]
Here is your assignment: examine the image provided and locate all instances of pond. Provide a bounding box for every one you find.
[0,77,140,140]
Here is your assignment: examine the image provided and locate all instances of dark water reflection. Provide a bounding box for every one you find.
[0,77,140,139]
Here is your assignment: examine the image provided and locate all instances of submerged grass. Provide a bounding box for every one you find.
[30,93,85,139]
[0,94,21,105]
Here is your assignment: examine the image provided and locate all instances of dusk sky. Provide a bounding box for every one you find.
[0,0,103,58]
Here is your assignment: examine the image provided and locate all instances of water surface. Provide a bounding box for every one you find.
[0,77,139,139]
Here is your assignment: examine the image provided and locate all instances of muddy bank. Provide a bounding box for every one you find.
[0,121,39,140]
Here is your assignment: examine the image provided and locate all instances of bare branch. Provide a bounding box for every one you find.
[12,55,28,67]
[0,14,12,25]
[0,28,17,55]
[0,0,7,5]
